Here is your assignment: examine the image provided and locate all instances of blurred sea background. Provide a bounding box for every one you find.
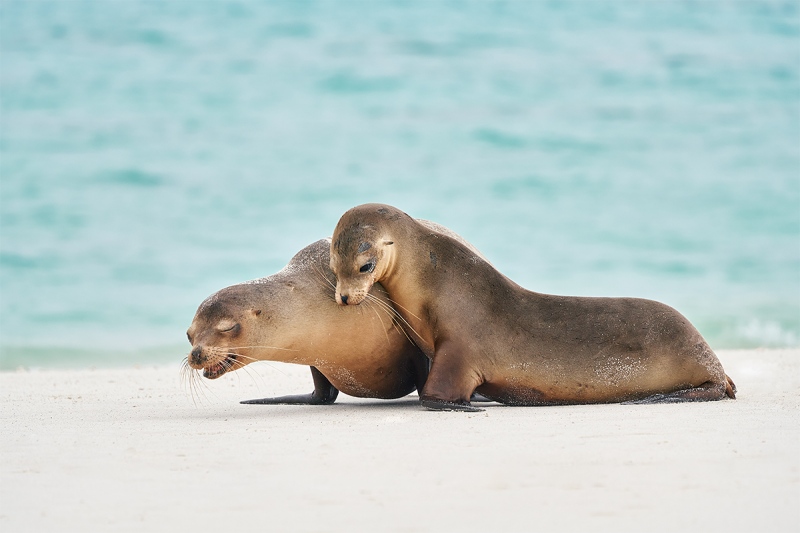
[1,0,798,370]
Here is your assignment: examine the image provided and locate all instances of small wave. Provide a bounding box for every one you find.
[0,252,44,269]
[98,169,165,187]
[734,319,800,348]
[473,128,528,149]
[264,23,314,39]
[319,72,403,94]
[0,344,185,371]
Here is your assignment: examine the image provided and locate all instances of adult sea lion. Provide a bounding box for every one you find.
[185,238,428,404]
[186,221,488,405]
[330,203,737,411]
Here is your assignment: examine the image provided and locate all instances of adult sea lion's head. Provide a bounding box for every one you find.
[185,281,293,379]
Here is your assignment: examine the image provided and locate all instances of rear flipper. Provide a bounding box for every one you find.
[623,380,731,405]
[240,366,339,406]
[725,374,737,399]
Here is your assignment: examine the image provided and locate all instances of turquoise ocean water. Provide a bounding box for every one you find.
[1,1,798,369]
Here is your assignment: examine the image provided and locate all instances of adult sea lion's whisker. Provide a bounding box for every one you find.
[179,359,194,405]
[192,371,207,405]
[253,360,290,377]
[184,363,205,406]
[312,264,337,291]
[199,372,222,402]
[224,345,299,352]
[310,264,339,304]
[191,367,207,403]
[219,351,290,377]
[181,358,202,406]
[180,358,189,387]
[238,361,268,390]
[182,354,221,405]
[228,353,258,363]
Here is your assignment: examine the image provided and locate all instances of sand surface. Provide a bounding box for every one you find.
[1,349,798,532]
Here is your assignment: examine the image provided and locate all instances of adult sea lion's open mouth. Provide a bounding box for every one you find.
[203,353,238,379]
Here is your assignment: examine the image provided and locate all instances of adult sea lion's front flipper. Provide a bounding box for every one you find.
[241,367,340,405]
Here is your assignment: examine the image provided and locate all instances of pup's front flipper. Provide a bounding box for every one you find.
[420,397,484,412]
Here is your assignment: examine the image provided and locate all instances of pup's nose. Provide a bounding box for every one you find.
[340,294,349,305]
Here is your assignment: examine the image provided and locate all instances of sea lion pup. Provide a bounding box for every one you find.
[330,203,737,412]
[186,221,488,405]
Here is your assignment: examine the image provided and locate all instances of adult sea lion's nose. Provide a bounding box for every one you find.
[190,346,204,363]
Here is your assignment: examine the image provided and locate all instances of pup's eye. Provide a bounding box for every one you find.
[359,262,375,273]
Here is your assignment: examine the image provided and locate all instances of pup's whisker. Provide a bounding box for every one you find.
[365,293,423,347]
[364,298,391,344]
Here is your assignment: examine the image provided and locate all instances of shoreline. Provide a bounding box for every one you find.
[2,349,798,532]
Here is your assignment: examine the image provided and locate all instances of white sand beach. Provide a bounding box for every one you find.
[1,349,798,533]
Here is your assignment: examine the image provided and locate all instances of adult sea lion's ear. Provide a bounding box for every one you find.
[252,309,262,316]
